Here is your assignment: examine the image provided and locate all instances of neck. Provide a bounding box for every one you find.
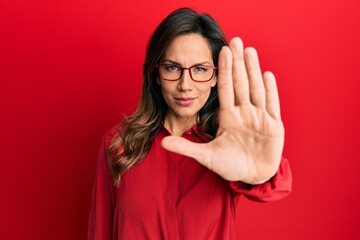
[164,114,196,136]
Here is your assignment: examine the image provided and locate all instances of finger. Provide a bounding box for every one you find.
[263,71,281,120]
[161,136,212,169]
[229,37,250,106]
[217,46,235,110]
[244,47,266,108]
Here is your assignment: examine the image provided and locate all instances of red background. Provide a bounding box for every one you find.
[1,0,359,239]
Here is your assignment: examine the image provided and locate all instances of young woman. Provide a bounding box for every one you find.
[88,7,292,240]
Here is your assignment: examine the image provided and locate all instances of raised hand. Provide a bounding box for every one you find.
[161,37,285,185]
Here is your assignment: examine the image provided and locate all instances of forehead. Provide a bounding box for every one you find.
[163,33,213,65]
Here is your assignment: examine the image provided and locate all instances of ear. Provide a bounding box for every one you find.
[156,77,161,85]
[211,76,217,87]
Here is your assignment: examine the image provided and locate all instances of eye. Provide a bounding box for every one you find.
[164,65,181,72]
[193,66,209,72]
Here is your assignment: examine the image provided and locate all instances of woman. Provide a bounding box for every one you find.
[88,7,292,240]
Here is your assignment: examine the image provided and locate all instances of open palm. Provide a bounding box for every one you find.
[162,37,284,185]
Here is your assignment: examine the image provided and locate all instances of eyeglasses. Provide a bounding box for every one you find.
[156,64,217,82]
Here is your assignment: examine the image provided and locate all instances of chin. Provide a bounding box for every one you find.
[173,109,198,119]
[176,113,197,119]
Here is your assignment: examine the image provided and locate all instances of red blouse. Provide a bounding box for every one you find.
[88,125,292,240]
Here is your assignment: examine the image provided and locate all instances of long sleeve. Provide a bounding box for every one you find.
[229,157,292,202]
[87,134,116,240]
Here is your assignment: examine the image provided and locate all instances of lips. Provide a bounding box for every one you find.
[174,97,195,106]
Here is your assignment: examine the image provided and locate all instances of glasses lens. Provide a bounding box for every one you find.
[190,66,214,81]
[159,64,181,80]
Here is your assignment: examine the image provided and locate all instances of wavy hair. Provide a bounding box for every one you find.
[108,8,228,186]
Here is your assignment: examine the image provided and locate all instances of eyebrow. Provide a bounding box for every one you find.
[162,59,213,66]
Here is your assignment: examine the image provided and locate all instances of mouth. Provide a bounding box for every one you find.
[174,97,196,106]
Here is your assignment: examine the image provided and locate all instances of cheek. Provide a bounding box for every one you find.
[198,85,213,102]
[160,84,174,103]
[161,84,171,95]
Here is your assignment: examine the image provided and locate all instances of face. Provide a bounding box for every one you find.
[158,34,217,124]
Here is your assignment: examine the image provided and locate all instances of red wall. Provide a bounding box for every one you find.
[1,0,359,239]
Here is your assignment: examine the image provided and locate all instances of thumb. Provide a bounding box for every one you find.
[161,136,211,167]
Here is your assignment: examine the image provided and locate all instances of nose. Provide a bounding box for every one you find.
[177,68,193,91]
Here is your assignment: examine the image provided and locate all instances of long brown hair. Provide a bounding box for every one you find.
[108,8,228,186]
